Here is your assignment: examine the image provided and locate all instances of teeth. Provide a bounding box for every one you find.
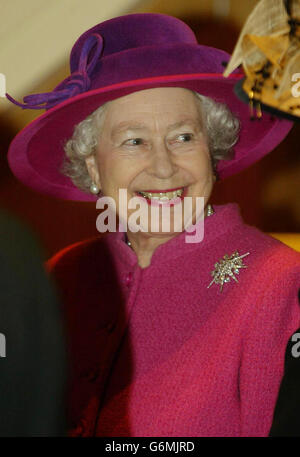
[138,188,184,200]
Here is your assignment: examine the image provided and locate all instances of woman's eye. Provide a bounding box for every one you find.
[124,138,143,146]
[177,133,193,142]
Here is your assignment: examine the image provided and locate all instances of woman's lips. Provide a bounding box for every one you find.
[139,187,185,193]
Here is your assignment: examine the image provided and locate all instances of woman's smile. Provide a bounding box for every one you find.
[134,186,186,205]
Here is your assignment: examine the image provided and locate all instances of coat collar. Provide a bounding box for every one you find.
[104,203,244,270]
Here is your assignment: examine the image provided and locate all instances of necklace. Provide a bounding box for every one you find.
[125,204,214,247]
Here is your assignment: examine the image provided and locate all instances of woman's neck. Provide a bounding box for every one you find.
[126,232,178,268]
[125,204,214,268]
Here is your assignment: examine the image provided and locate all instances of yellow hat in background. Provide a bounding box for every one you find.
[224,0,300,121]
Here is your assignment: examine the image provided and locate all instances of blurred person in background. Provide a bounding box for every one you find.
[0,208,66,436]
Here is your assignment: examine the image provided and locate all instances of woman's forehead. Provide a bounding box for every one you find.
[103,87,201,127]
[109,86,198,109]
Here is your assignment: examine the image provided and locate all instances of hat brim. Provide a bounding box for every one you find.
[8,73,293,201]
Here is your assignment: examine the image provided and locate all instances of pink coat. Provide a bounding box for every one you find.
[47,203,300,437]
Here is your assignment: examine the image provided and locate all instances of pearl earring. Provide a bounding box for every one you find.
[206,204,214,217]
[90,182,100,194]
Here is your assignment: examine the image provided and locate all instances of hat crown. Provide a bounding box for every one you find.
[70,13,197,72]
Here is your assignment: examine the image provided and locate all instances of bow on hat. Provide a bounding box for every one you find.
[6,33,104,111]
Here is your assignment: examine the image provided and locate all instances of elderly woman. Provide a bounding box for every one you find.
[6,13,300,437]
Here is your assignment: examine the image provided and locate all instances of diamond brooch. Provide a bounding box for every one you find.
[207,251,250,292]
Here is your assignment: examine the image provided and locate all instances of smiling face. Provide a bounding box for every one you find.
[85,87,216,238]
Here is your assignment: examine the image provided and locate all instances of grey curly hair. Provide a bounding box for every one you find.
[60,90,240,193]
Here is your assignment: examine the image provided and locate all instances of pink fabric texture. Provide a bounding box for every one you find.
[47,203,300,436]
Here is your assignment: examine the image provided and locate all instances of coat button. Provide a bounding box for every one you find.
[125,271,133,287]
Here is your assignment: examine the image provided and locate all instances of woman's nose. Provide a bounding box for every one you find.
[148,140,177,178]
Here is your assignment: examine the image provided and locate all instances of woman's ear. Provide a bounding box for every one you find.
[85,155,101,188]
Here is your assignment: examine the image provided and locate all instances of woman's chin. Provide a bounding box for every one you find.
[127,218,187,236]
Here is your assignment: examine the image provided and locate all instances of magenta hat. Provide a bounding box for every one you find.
[6,13,293,201]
